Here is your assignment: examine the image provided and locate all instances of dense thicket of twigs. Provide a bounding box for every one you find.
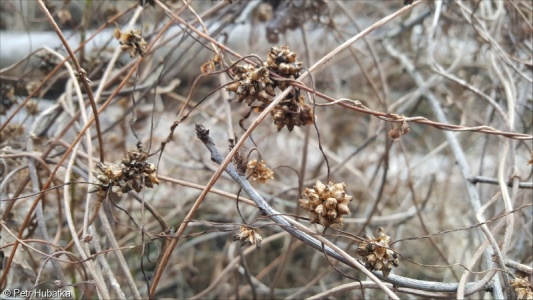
[1,0,532,299]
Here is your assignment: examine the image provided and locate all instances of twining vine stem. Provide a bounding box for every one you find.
[194,123,493,296]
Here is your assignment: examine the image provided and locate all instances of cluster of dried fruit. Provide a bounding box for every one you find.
[233,226,262,249]
[388,121,410,141]
[114,29,147,58]
[510,277,533,300]
[252,0,328,43]
[227,64,275,105]
[90,148,159,197]
[36,51,59,73]
[271,90,314,131]
[387,114,411,141]
[247,159,274,183]
[227,46,314,131]
[200,53,223,75]
[0,82,15,115]
[299,180,353,227]
[0,123,24,142]
[265,45,302,85]
[355,228,399,277]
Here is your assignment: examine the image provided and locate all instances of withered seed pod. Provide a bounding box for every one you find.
[115,29,146,58]
[226,45,316,132]
[226,81,241,93]
[91,147,159,196]
[247,159,274,183]
[299,180,353,227]
[510,277,533,300]
[355,228,399,277]
[233,226,263,249]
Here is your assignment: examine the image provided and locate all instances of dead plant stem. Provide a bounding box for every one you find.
[36,0,105,162]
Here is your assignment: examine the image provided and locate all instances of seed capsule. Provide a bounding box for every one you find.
[324,197,337,209]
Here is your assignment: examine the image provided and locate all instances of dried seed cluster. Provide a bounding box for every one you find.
[227,45,314,131]
[91,148,159,196]
[227,64,275,105]
[258,0,328,43]
[510,277,533,300]
[388,121,410,140]
[387,114,411,141]
[266,45,302,84]
[0,82,16,115]
[271,90,314,131]
[233,226,262,249]
[25,101,40,116]
[247,159,274,183]
[0,123,25,142]
[356,228,399,277]
[36,52,59,73]
[201,53,223,74]
[114,29,147,58]
[267,46,314,131]
[299,180,353,227]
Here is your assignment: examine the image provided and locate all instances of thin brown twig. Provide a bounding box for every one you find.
[36,0,105,162]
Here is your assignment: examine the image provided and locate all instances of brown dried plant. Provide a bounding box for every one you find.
[299,180,353,227]
[114,28,147,58]
[90,147,159,197]
[246,159,274,183]
[227,45,314,131]
[233,226,263,249]
[510,277,533,300]
[1,1,532,300]
[356,228,399,277]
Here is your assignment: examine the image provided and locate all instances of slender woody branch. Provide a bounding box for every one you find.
[194,123,492,296]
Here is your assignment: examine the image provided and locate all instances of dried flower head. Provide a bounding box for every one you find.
[201,54,222,74]
[115,29,146,58]
[25,101,40,116]
[225,46,315,132]
[0,123,25,141]
[262,1,328,43]
[253,2,273,22]
[36,52,59,73]
[510,277,533,300]
[233,226,262,249]
[90,147,159,196]
[356,228,399,277]
[266,45,302,80]
[271,92,314,132]
[26,82,40,95]
[528,152,533,165]
[299,180,353,227]
[57,8,72,26]
[387,114,410,141]
[247,159,274,183]
[227,64,275,105]
[388,121,410,140]
[0,82,16,115]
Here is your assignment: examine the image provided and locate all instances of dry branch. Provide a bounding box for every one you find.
[194,123,495,296]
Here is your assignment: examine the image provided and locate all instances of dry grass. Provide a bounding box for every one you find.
[1,0,532,299]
